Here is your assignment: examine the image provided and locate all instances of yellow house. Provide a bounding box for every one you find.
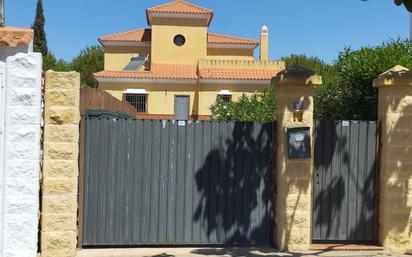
[94,0,285,120]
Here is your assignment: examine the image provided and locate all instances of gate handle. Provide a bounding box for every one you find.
[316,173,320,184]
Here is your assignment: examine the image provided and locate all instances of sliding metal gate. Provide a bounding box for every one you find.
[312,120,379,243]
[82,117,275,247]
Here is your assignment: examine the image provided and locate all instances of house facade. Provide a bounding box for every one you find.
[94,0,285,120]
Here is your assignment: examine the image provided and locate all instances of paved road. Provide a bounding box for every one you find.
[76,248,411,257]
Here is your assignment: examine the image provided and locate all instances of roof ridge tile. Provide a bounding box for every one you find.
[208,32,259,45]
[146,0,213,14]
[100,28,149,41]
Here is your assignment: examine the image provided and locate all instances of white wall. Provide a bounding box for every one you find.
[0,49,42,257]
[0,54,5,256]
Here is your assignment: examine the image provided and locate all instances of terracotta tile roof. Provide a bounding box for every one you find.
[99,28,151,43]
[208,33,259,45]
[199,68,279,80]
[146,0,213,25]
[95,63,279,81]
[146,0,213,15]
[0,26,33,48]
[94,63,198,80]
[99,29,258,47]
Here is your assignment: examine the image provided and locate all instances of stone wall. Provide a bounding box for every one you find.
[41,71,80,257]
[373,65,412,253]
[273,66,322,251]
[1,52,42,257]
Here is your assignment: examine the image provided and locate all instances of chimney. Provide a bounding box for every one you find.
[260,25,269,61]
[0,0,5,27]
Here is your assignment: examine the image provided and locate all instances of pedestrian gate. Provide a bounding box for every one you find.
[81,117,275,247]
[312,120,379,243]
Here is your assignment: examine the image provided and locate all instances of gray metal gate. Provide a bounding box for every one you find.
[82,117,275,247]
[312,120,379,243]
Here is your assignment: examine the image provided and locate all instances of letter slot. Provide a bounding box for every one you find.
[287,127,311,159]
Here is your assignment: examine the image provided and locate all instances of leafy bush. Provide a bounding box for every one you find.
[211,40,412,122]
[333,40,412,120]
[210,87,276,122]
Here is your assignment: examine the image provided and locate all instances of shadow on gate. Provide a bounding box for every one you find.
[312,120,380,243]
[193,121,275,246]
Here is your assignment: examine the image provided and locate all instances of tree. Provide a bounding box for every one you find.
[29,1,103,87]
[211,40,412,122]
[70,46,104,87]
[210,87,276,122]
[42,52,71,72]
[281,55,342,120]
[282,41,412,120]
[32,0,48,56]
[40,46,104,86]
[333,39,412,120]
[395,0,412,11]
[363,0,412,10]
[281,55,332,75]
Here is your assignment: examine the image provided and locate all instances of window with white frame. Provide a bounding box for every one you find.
[123,89,148,113]
[217,94,232,102]
[217,89,232,102]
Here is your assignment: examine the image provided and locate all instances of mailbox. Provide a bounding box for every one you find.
[287,127,311,159]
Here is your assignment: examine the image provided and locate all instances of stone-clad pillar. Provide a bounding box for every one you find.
[41,71,80,257]
[373,65,412,253]
[273,65,322,251]
[2,53,42,257]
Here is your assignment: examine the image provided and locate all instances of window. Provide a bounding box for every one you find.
[217,94,232,102]
[124,93,148,113]
[173,34,186,47]
[217,90,232,102]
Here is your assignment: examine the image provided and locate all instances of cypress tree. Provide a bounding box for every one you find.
[32,0,48,55]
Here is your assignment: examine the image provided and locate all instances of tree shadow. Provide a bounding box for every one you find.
[273,84,314,250]
[312,120,379,243]
[308,67,412,253]
[193,121,275,246]
[191,247,329,257]
[144,254,175,257]
[312,68,412,250]
[375,72,412,249]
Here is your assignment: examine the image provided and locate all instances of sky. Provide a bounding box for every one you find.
[5,0,410,63]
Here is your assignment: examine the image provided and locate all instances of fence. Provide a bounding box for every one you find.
[80,87,138,117]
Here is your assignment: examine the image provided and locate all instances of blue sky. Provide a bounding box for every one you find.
[6,0,410,63]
